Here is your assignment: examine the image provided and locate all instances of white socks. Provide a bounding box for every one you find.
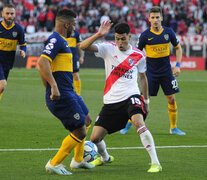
[96,140,110,162]
[137,126,160,165]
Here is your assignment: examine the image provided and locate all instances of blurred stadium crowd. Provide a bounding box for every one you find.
[0,0,206,35]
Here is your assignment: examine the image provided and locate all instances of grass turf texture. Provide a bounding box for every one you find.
[0,68,207,180]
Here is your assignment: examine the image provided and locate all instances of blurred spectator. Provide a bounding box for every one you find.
[187,23,196,35]
[38,9,46,31]
[45,8,54,31]
[26,24,36,34]
[100,11,110,24]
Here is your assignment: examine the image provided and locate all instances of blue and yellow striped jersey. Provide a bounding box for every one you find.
[138,26,180,76]
[41,32,74,96]
[0,21,26,70]
[66,30,82,62]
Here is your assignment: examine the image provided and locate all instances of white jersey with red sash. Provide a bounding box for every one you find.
[95,42,146,104]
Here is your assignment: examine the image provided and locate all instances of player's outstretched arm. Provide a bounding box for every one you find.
[80,20,113,52]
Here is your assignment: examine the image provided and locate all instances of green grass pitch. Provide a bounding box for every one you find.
[0,68,207,180]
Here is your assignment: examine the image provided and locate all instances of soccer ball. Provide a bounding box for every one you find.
[83,141,98,162]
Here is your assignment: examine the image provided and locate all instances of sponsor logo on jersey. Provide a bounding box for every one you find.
[148,37,154,41]
[45,43,54,50]
[43,50,51,54]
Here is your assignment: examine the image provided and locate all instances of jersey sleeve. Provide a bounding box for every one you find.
[94,42,109,59]
[137,55,147,73]
[41,37,60,62]
[169,28,180,47]
[18,25,27,52]
[76,31,82,45]
[137,33,146,51]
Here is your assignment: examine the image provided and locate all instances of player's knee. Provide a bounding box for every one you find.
[131,114,145,129]
[72,126,87,140]
[73,73,79,81]
[167,95,176,104]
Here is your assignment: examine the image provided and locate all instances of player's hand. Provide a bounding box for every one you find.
[79,56,84,64]
[97,20,113,37]
[173,66,180,77]
[19,50,26,58]
[50,85,60,101]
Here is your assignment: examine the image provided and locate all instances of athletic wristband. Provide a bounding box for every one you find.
[144,99,150,104]
[175,62,180,68]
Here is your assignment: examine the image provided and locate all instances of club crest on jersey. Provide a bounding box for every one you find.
[74,113,80,120]
[164,34,169,41]
[12,31,17,38]
[128,58,134,66]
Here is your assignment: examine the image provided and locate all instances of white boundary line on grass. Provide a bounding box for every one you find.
[9,77,207,82]
[0,145,207,152]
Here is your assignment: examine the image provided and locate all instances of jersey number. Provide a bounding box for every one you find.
[131,97,141,105]
[171,79,178,89]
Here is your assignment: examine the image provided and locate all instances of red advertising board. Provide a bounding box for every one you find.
[170,56,206,70]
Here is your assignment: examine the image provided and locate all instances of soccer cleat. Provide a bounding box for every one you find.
[90,155,114,166]
[120,121,132,134]
[147,163,162,173]
[45,160,72,175]
[70,158,95,169]
[170,127,186,135]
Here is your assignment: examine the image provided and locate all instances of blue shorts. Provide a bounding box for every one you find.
[46,91,88,132]
[73,58,80,73]
[146,72,180,96]
[0,64,10,80]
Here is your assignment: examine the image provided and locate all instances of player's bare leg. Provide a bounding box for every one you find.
[90,126,114,166]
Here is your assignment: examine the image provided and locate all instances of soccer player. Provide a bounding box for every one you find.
[38,9,94,176]
[0,4,26,101]
[80,21,162,173]
[66,30,84,95]
[121,6,186,135]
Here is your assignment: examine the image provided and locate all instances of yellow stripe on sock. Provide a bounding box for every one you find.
[168,103,177,129]
[0,93,2,100]
[50,134,82,166]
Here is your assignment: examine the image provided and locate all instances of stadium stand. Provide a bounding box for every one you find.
[0,0,206,35]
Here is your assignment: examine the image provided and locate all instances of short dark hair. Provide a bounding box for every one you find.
[114,23,130,34]
[149,6,162,15]
[56,9,76,22]
[3,4,15,10]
